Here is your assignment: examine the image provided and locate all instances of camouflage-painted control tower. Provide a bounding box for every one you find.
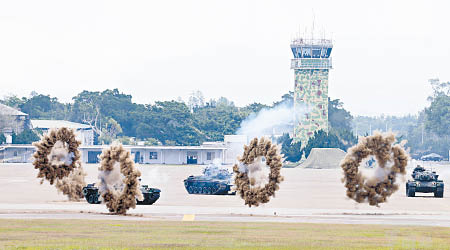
[290,38,333,145]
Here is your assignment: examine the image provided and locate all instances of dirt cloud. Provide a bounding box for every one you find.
[233,137,284,207]
[340,132,409,206]
[98,142,143,214]
[32,127,86,201]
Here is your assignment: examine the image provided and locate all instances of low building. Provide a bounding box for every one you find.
[0,144,227,165]
[81,145,226,164]
[0,103,31,143]
[31,120,94,146]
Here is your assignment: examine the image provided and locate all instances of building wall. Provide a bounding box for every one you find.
[77,129,94,146]
[81,148,224,165]
[1,146,225,165]
[37,128,94,146]
[293,69,329,146]
[0,147,34,163]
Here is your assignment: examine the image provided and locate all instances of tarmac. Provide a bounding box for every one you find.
[0,162,449,226]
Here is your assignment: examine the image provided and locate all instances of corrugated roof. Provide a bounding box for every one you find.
[31,120,91,129]
[0,103,27,116]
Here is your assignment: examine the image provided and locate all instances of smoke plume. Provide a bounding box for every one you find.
[202,158,233,180]
[237,102,308,138]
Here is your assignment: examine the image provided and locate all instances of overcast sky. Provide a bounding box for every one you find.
[0,0,449,116]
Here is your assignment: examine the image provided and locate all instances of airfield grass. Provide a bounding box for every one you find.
[0,219,449,250]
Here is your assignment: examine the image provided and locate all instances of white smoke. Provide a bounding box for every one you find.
[360,156,396,185]
[141,167,169,187]
[47,140,74,166]
[98,162,124,201]
[239,156,270,189]
[237,102,309,139]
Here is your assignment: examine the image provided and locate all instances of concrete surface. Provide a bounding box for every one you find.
[0,162,449,226]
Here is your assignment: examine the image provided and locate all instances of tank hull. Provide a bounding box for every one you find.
[82,184,161,204]
[406,181,444,198]
[183,178,235,195]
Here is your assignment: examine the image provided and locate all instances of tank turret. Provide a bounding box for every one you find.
[183,163,235,195]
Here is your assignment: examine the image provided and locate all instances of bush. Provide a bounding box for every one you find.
[12,129,40,144]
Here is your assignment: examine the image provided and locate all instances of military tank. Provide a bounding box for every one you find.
[184,164,235,195]
[406,165,444,198]
[82,183,161,204]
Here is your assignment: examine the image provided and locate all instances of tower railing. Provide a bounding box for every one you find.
[290,58,332,69]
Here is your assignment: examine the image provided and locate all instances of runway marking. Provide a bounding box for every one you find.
[182,214,195,221]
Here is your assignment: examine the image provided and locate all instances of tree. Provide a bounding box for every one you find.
[424,92,450,137]
[1,94,24,109]
[12,129,40,144]
[303,130,346,158]
[188,90,205,111]
[278,133,303,162]
[98,117,123,144]
[71,90,102,135]
[193,100,244,141]
[273,91,294,107]
[328,98,353,132]
[427,78,450,102]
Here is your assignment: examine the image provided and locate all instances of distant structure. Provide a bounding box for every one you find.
[290,36,333,145]
[31,120,94,146]
[0,103,30,143]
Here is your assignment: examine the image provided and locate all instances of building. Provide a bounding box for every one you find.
[0,103,30,143]
[31,120,94,146]
[81,145,226,165]
[290,37,333,145]
[0,144,227,165]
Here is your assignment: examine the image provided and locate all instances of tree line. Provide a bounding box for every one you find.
[2,79,447,160]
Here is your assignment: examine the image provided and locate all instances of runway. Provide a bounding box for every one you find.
[1,162,449,227]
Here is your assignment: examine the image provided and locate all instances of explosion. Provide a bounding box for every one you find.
[233,137,284,207]
[340,132,409,206]
[98,142,143,214]
[32,127,86,201]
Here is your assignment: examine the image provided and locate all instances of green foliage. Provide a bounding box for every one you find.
[19,94,70,120]
[303,130,346,158]
[12,129,40,144]
[328,98,353,132]
[424,93,450,137]
[144,138,161,146]
[116,136,135,145]
[278,133,302,162]
[193,103,245,141]
[0,133,6,144]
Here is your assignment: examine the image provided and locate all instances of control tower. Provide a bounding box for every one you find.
[290,38,333,146]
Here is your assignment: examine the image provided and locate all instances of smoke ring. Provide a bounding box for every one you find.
[340,133,409,206]
[233,137,284,207]
[98,143,142,215]
[32,127,82,185]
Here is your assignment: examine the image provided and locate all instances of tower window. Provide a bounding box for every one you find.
[312,49,321,58]
[302,47,311,58]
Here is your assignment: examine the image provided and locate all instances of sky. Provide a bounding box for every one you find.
[0,0,449,116]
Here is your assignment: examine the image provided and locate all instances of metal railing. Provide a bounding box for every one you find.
[290,58,332,69]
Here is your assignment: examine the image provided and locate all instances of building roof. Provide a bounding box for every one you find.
[31,120,91,130]
[0,103,27,116]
